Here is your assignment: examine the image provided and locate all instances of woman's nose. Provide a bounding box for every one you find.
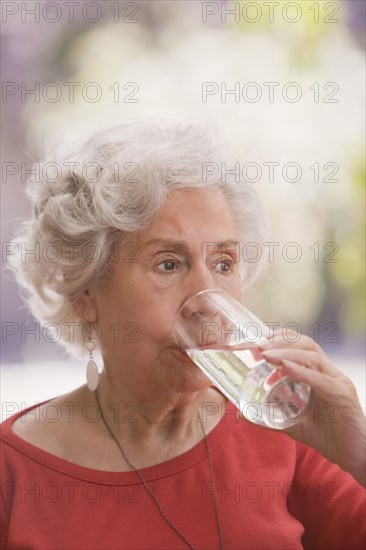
[181,292,219,320]
[177,288,226,349]
[181,265,219,318]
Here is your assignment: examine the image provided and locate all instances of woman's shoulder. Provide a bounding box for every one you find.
[4,386,93,458]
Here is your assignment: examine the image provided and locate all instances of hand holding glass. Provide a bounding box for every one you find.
[174,289,313,430]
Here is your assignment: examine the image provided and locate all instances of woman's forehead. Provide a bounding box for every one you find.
[137,191,237,246]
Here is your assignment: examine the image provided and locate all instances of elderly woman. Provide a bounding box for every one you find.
[1,119,365,550]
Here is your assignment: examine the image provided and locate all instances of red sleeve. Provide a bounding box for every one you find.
[287,442,366,550]
[0,485,9,550]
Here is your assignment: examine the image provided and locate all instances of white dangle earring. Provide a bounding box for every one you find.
[84,313,99,391]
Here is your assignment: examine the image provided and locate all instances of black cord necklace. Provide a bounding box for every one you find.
[94,389,224,550]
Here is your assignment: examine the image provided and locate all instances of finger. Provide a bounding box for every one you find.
[262,348,339,376]
[259,332,327,355]
[278,359,355,404]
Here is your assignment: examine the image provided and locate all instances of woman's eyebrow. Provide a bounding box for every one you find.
[141,239,188,253]
[204,240,239,253]
[141,238,239,253]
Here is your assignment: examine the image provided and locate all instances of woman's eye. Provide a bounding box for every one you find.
[157,260,178,271]
[216,260,233,273]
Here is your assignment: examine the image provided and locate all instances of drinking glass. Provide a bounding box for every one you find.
[174,289,313,429]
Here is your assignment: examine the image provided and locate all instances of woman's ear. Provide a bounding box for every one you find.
[72,288,97,323]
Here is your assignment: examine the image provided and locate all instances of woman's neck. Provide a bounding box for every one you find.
[93,371,226,446]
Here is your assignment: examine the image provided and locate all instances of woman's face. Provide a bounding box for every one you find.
[91,189,243,393]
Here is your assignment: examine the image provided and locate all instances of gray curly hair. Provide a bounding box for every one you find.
[8,118,269,358]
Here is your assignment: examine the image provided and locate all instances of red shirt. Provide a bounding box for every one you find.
[1,399,365,550]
